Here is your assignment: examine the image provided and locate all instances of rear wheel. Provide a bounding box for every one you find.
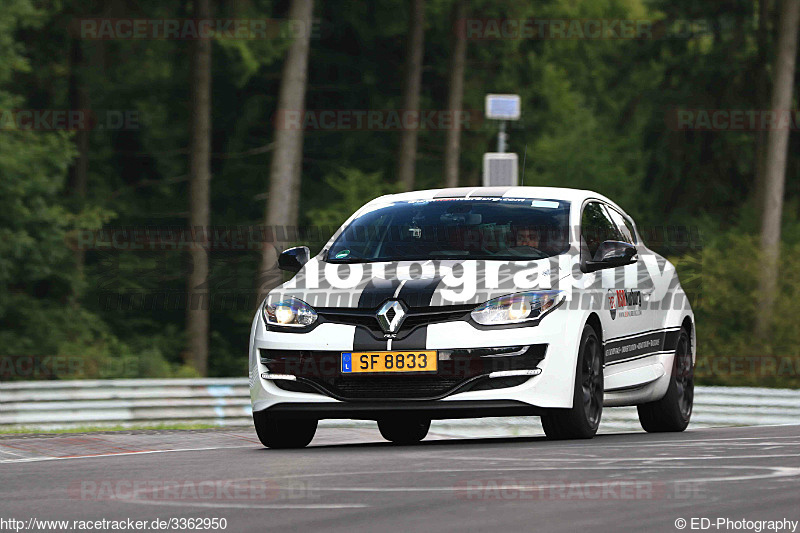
[542,324,603,440]
[637,327,693,432]
[253,411,317,449]
[378,417,431,444]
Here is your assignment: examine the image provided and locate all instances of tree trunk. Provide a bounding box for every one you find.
[753,0,772,213]
[186,0,213,376]
[67,35,89,305]
[396,0,426,191]
[755,0,800,338]
[443,0,466,188]
[256,0,314,304]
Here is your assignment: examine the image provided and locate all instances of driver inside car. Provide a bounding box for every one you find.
[507,225,544,255]
[515,226,540,247]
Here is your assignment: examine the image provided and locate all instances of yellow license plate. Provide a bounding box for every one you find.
[341,351,437,374]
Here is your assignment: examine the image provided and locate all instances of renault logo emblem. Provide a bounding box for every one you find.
[376,300,407,333]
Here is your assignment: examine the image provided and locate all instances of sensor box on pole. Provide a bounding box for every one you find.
[485,94,521,121]
[483,153,519,186]
[483,94,522,185]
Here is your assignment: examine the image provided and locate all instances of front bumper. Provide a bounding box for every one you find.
[259,344,547,401]
[249,307,580,415]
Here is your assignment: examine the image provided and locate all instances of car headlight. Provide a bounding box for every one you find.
[471,290,565,326]
[262,297,318,328]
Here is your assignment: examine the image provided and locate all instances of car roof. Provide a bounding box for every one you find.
[373,186,626,214]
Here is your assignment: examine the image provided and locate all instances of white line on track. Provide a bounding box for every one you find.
[0,449,24,457]
[1,427,797,464]
[114,465,800,510]
[423,453,800,463]
[0,444,254,464]
[254,463,800,482]
[121,500,368,510]
[264,466,798,492]
[574,433,800,448]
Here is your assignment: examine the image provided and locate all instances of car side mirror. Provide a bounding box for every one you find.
[584,241,637,272]
[278,246,310,273]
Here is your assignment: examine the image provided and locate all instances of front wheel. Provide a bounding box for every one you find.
[542,324,604,440]
[253,411,317,449]
[378,417,431,444]
[637,327,693,432]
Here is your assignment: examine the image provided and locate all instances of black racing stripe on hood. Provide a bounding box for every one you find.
[357,279,402,309]
[351,325,428,351]
[353,327,386,351]
[397,277,441,307]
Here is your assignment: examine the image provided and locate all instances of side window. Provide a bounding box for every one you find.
[606,207,637,245]
[581,202,621,260]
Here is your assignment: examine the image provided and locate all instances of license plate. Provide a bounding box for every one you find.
[341,351,437,374]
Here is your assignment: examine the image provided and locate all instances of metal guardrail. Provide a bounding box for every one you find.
[1,379,799,431]
[0,379,251,429]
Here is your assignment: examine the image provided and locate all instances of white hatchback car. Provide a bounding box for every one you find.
[249,187,695,448]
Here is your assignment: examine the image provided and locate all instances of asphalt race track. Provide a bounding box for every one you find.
[1,425,799,533]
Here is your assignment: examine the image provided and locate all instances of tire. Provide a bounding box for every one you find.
[377,417,431,444]
[637,327,693,433]
[542,324,603,440]
[253,411,317,449]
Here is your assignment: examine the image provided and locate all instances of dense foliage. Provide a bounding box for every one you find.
[1,0,798,386]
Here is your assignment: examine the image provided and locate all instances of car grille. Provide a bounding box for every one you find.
[318,375,466,399]
[272,374,531,398]
[262,346,546,401]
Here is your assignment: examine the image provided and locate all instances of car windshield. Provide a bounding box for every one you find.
[326,197,571,262]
